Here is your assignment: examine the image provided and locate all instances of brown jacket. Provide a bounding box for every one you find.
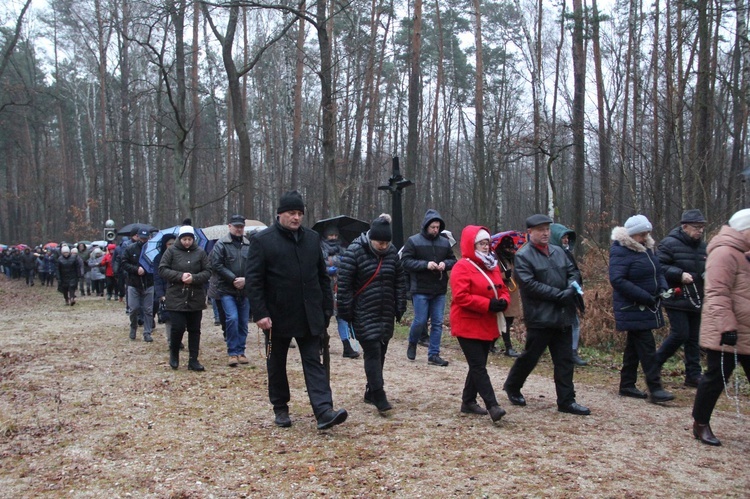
[700,225,750,355]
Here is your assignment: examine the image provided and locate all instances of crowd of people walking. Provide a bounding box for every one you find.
[1,197,747,445]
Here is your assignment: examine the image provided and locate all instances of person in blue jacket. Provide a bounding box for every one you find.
[609,214,674,404]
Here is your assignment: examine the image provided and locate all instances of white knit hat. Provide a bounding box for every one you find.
[178,225,195,238]
[474,229,491,244]
[728,208,750,232]
[61,245,70,255]
[624,214,653,236]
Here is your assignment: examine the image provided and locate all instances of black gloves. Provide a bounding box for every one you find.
[396,310,405,322]
[720,331,738,347]
[558,288,576,305]
[489,298,508,313]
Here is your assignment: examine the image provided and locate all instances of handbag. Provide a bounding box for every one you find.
[157,300,170,324]
[466,258,507,334]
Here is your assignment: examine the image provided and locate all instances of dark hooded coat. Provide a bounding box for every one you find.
[401,209,456,296]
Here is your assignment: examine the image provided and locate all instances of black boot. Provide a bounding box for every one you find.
[342,340,360,358]
[572,349,588,366]
[364,385,374,405]
[188,357,204,371]
[169,347,179,370]
[502,332,519,357]
[371,388,392,414]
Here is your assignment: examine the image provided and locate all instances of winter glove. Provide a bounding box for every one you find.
[396,310,405,322]
[557,288,576,306]
[503,268,512,280]
[720,331,738,347]
[488,298,508,313]
[327,266,338,276]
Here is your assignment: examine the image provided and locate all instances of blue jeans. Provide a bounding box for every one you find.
[221,294,250,356]
[336,316,349,341]
[408,294,446,357]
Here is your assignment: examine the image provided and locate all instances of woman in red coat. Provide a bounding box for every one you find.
[450,225,510,422]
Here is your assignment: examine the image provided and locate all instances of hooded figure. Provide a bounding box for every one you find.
[550,223,587,366]
[450,225,510,423]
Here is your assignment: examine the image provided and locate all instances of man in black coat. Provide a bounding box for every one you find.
[655,209,708,387]
[246,190,348,430]
[503,214,591,416]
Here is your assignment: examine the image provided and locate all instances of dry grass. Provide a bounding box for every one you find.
[0,277,748,497]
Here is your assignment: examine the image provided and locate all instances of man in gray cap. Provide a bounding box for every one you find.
[246,190,348,430]
[503,214,591,415]
[655,209,708,387]
[211,214,252,367]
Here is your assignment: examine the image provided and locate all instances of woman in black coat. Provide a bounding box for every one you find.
[609,215,673,403]
[337,214,407,414]
[56,245,82,306]
[159,226,211,371]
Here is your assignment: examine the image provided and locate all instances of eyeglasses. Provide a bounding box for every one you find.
[475,241,490,247]
[687,224,706,231]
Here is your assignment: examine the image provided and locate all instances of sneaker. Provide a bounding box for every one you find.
[316,408,348,430]
[227,356,239,367]
[407,342,417,361]
[237,354,249,364]
[505,348,521,358]
[144,334,153,343]
[428,355,449,367]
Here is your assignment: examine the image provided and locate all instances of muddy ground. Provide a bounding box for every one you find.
[0,278,747,497]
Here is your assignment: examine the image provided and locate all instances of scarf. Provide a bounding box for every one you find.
[475,250,497,270]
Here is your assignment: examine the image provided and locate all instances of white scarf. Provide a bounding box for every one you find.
[475,250,497,270]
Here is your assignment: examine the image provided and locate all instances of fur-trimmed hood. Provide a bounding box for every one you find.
[611,226,655,253]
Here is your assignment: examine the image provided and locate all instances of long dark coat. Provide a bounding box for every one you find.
[657,226,707,312]
[56,254,82,291]
[246,221,333,338]
[158,241,211,312]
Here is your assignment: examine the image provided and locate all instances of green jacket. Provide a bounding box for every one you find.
[159,242,211,312]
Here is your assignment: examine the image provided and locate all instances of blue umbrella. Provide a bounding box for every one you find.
[139,226,208,273]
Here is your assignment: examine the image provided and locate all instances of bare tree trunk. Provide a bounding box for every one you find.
[591,0,610,242]
[95,0,110,221]
[732,0,750,210]
[472,0,488,226]
[190,0,201,220]
[405,0,422,233]
[118,0,134,223]
[651,0,663,229]
[291,1,306,189]
[316,0,339,214]
[571,0,585,242]
[691,0,712,214]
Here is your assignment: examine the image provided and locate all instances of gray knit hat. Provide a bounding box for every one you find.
[624,214,653,236]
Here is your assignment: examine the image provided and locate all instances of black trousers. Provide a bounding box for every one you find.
[620,329,662,392]
[170,310,202,359]
[656,309,702,379]
[692,349,750,424]
[504,326,576,407]
[360,339,389,392]
[266,331,334,419]
[457,337,498,408]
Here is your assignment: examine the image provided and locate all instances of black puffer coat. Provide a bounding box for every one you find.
[158,241,211,312]
[401,209,457,296]
[337,233,407,342]
[210,233,251,297]
[657,227,707,312]
[56,254,82,290]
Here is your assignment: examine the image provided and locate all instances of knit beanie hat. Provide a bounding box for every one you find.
[61,245,70,255]
[728,208,750,232]
[624,214,653,236]
[71,247,79,255]
[369,214,392,242]
[277,190,305,214]
[475,229,491,244]
[178,225,195,239]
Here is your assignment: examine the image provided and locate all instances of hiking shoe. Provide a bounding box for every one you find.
[237,355,249,364]
[428,355,449,367]
[407,342,417,361]
[274,411,292,428]
[316,408,348,430]
[227,356,239,367]
[649,389,675,404]
[461,402,488,415]
[488,405,507,422]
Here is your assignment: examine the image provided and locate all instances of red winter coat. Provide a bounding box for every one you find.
[450,225,510,341]
[101,251,115,277]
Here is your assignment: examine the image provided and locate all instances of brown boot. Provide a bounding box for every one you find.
[693,421,721,446]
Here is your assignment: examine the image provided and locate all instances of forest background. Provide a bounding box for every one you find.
[1,0,749,249]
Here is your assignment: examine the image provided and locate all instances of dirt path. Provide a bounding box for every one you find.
[0,279,747,497]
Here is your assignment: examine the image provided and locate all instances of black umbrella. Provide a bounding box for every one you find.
[312,215,370,246]
[117,223,158,236]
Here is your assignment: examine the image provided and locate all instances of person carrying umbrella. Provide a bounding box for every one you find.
[121,228,155,342]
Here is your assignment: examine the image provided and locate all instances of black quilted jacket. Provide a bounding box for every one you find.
[337,233,407,342]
